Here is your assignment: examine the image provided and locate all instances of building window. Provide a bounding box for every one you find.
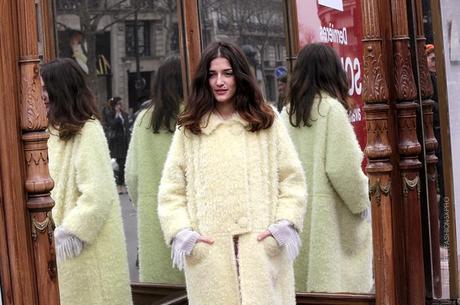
[125,21,151,57]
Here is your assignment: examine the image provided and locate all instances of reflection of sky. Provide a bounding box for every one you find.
[296,0,322,47]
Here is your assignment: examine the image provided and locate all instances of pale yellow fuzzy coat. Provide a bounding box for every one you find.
[48,120,133,305]
[158,112,307,305]
[282,94,373,293]
[125,108,185,283]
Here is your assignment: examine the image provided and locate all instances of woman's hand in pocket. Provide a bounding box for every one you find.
[197,235,214,244]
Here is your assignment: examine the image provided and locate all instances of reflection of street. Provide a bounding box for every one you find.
[119,193,139,282]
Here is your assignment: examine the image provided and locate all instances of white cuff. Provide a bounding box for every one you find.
[360,208,371,223]
[171,229,200,271]
[54,227,84,263]
[268,220,301,260]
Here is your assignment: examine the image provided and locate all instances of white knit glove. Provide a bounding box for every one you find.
[54,227,84,263]
[268,220,301,260]
[171,228,200,271]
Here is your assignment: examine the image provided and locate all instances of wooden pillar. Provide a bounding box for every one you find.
[390,0,425,303]
[361,0,396,305]
[17,0,60,304]
[0,0,39,304]
[413,0,442,298]
[177,0,201,97]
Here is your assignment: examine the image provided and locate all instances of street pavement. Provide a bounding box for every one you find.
[119,192,139,282]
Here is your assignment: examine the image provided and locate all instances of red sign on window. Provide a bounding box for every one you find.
[296,0,367,157]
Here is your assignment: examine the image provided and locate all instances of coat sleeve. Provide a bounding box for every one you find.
[274,116,307,231]
[325,101,370,214]
[125,121,139,207]
[61,121,116,244]
[157,128,192,245]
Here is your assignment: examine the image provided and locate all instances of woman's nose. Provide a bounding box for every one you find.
[216,74,224,86]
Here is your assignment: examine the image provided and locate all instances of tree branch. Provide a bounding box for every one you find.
[56,21,72,30]
[98,9,136,32]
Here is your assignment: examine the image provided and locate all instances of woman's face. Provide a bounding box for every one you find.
[208,57,236,105]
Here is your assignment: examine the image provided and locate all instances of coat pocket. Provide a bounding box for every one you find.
[186,242,211,265]
[262,236,283,257]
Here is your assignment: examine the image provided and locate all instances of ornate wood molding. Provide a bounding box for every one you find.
[361,0,395,304]
[369,178,392,206]
[395,99,424,305]
[17,0,60,304]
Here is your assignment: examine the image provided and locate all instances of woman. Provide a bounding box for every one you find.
[41,58,133,305]
[158,41,307,305]
[125,55,185,283]
[283,43,373,293]
[105,96,130,193]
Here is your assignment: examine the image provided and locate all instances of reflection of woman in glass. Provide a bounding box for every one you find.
[41,58,133,305]
[125,55,185,283]
[69,30,88,74]
[283,43,373,293]
[158,41,306,305]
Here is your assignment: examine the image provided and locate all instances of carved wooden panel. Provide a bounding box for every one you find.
[0,0,40,304]
[389,0,426,303]
[395,101,424,305]
[17,0,60,304]
[361,0,396,304]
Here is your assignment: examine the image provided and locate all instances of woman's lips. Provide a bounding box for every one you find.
[215,89,227,95]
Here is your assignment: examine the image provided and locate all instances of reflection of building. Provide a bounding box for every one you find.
[55,0,179,112]
[200,0,286,102]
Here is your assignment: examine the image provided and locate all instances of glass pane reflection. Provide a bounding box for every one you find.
[54,0,184,283]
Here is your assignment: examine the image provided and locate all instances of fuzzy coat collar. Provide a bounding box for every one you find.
[200,111,247,135]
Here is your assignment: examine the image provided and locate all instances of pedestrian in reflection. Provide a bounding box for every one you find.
[41,58,133,305]
[275,66,288,112]
[158,41,307,305]
[106,97,130,194]
[283,43,373,293]
[125,55,185,283]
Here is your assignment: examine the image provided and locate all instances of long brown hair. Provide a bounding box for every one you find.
[41,58,101,140]
[148,55,183,133]
[287,43,353,128]
[177,41,274,134]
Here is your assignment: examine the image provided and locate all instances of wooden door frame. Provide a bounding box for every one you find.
[0,0,60,304]
[1,0,456,305]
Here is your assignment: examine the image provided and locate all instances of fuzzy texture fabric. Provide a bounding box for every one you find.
[48,120,133,305]
[158,112,307,305]
[282,94,373,293]
[125,108,185,284]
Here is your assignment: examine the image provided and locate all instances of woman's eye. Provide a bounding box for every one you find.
[224,71,234,76]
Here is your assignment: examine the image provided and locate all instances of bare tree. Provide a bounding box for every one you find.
[55,0,179,101]
[153,0,177,54]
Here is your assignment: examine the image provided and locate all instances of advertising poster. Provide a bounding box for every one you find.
[296,0,366,155]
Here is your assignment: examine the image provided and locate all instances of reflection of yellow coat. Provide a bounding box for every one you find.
[282,95,373,293]
[48,120,133,305]
[158,113,307,305]
[125,108,185,283]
